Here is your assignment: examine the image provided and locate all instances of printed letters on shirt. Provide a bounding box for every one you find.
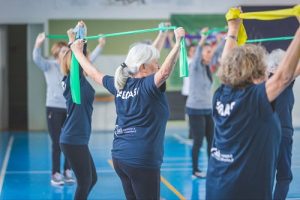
[116,88,139,100]
[216,101,236,117]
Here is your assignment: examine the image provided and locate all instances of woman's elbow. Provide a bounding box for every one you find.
[160,69,170,81]
[277,73,293,87]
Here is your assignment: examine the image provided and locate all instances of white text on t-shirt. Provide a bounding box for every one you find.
[216,101,236,116]
[116,88,139,100]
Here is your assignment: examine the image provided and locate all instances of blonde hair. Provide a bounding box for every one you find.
[60,50,72,75]
[114,43,160,91]
[218,44,267,88]
[51,41,67,59]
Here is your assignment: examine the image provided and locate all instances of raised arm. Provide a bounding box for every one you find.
[266,23,300,102]
[89,35,105,63]
[293,17,300,79]
[32,32,51,71]
[294,61,300,78]
[154,27,185,87]
[68,27,105,86]
[189,27,209,69]
[198,27,209,47]
[221,17,241,61]
[210,36,225,72]
[167,31,175,48]
[152,22,170,52]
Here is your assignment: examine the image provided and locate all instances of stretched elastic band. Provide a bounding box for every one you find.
[226,5,300,46]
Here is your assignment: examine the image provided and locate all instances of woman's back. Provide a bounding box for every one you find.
[60,72,95,145]
[103,74,169,169]
[206,83,281,199]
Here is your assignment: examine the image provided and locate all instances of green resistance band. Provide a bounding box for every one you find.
[70,53,81,104]
[48,26,188,104]
[46,26,177,40]
[246,36,294,43]
[203,27,228,36]
[180,39,188,77]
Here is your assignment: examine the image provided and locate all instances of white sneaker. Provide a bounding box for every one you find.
[51,172,64,186]
[64,169,76,184]
[192,171,206,179]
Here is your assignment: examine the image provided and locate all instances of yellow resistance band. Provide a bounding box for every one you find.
[226,5,300,45]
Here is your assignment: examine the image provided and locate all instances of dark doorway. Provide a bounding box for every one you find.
[8,25,28,130]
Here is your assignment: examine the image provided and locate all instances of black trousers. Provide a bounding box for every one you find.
[113,159,160,200]
[46,107,70,174]
[189,114,214,173]
[183,96,193,139]
[60,143,97,200]
[273,136,293,200]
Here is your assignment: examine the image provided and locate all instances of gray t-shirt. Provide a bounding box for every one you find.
[32,46,102,108]
[186,45,212,110]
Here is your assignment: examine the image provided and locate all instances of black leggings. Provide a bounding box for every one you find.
[60,143,97,200]
[189,114,214,173]
[113,159,160,200]
[46,107,70,174]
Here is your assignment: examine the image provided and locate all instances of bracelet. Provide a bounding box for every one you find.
[68,42,73,48]
[225,35,237,41]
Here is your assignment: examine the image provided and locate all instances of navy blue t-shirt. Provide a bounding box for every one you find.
[275,81,294,138]
[60,68,95,145]
[206,83,281,200]
[103,74,169,169]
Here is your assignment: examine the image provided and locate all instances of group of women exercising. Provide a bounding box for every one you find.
[33,7,300,200]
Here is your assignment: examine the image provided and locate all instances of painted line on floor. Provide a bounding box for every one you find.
[173,134,193,146]
[161,176,186,200]
[0,135,14,196]
[107,159,114,168]
[162,163,193,167]
[163,157,192,161]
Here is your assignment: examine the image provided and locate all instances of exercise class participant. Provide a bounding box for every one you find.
[69,23,185,199]
[60,22,97,200]
[267,48,300,200]
[186,27,214,179]
[33,31,105,186]
[206,11,300,199]
[33,34,74,186]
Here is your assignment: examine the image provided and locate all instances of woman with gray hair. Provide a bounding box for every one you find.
[267,48,300,200]
[206,11,300,200]
[70,25,185,199]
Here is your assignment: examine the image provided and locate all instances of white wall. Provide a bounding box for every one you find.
[0,26,8,130]
[27,24,47,131]
[0,0,299,23]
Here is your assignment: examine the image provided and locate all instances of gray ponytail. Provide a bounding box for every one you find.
[114,64,130,91]
[114,43,160,91]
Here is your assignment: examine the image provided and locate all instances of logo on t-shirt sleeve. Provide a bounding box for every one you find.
[114,125,137,137]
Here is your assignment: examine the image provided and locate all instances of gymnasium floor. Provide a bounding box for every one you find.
[0,127,300,200]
